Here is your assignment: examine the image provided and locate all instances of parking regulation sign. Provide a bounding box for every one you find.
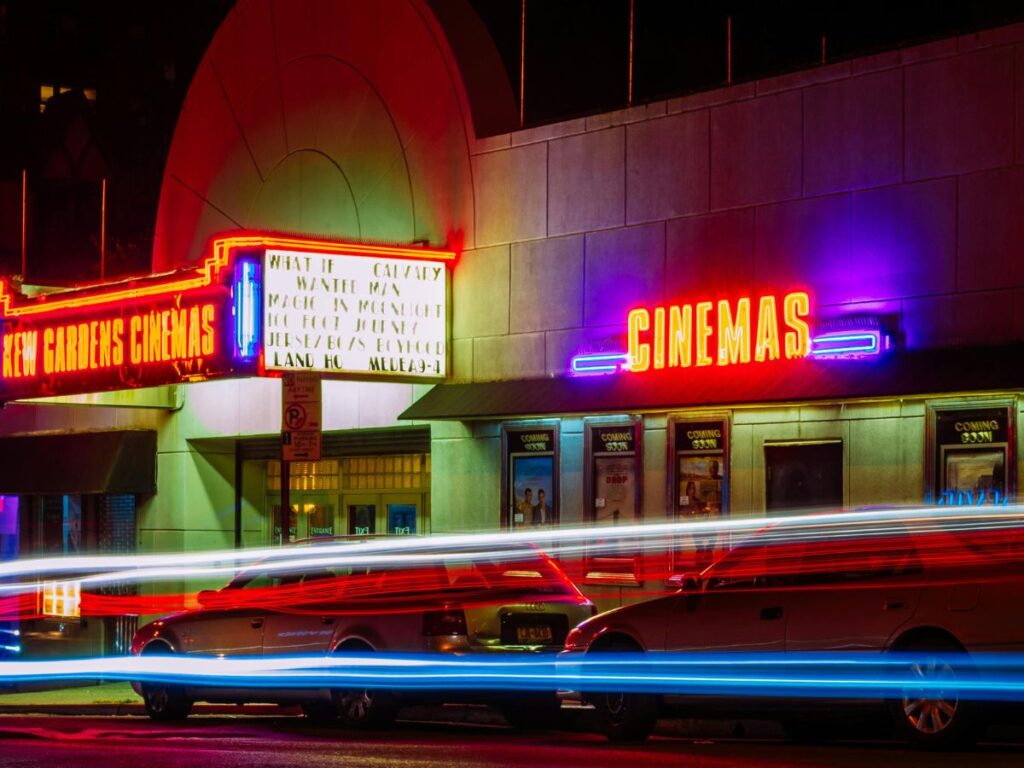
[282,371,321,461]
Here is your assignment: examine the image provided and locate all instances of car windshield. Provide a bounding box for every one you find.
[445,551,578,597]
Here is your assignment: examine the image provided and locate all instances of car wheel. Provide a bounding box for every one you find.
[888,638,981,749]
[331,644,397,730]
[139,644,192,722]
[588,640,659,742]
[334,687,397,729]
[500,692,562,730]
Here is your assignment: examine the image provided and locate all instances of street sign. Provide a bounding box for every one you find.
[282,371,321,461]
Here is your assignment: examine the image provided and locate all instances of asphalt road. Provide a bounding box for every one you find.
[0,716,1022,768]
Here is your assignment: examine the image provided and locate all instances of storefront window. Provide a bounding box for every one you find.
[932,405,1014,506]
[584,421,642,583]
[671,418,729,573]
[503,426,558,530]
[765,442,843,514]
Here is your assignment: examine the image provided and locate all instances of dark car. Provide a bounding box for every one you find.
[561,515,1024,747]
[131,539,594,728]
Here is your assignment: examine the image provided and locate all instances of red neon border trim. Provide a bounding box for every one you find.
[0,234,456,319]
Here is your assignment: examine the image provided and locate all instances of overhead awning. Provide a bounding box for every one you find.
[0,430,157,494]
[400,344,1024,421]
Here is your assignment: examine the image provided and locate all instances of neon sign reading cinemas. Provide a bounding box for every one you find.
[0,250,239,401]
[627,292,811,372]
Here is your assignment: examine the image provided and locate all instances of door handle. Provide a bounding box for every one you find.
[321,616,334,625]
[760,606,784,621]
[883,600,906,611]
[250,618,264,629]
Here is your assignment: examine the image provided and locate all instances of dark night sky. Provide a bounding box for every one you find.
[2,0,1022,280]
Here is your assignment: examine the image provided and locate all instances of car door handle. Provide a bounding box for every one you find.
[760,606,784,621]
[321,616,334,625]
[250,618,264,629]
[883,600,906,611]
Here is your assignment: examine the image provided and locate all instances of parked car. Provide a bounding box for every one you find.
[131,538,595,728]
[561,517,1024,748]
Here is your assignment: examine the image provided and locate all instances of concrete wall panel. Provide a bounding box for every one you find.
[666,208,754,299]
[905,45,1015,180]
[710,90,802,209]
[472,144,547,246]
[548,128,625,235]
[803,69,903,195]
[958,166,1024,292]
[510,235,584,334]
[584,223,665,327]
[626,111,710,224]
[453,244,510,339]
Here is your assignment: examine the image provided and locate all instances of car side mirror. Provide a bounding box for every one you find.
[668,572,702,592]
[197,589,219,607]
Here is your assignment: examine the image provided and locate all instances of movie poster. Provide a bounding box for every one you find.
[510,454,556,530]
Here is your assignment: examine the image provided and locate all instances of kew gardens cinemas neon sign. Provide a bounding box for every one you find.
[0,234,453,400]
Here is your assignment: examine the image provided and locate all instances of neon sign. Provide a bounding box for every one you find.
[0,255,237,400]
[0,233,455,401]
[570,292,893,376]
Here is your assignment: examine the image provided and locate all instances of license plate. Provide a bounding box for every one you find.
[515,625,553,644]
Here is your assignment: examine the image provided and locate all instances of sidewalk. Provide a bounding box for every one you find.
[0,682,287,716]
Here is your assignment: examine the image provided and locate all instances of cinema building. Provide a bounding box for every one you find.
[1,1,1023,657]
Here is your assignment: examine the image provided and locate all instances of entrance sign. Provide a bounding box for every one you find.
[262,248,448,379]
[0,249,240,400]
[282,371,322,462]
[0,232,455,401]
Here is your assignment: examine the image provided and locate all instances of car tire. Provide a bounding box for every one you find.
[887,637,981,749]
[139,644,192,722]
[500,692,562,730]
[331,644,397,730]
[588,640,659,742]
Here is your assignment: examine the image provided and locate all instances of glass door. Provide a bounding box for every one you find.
[344,494,379,536]
[270,492,336,542]
[382,493,421,535]
[341,493,424,536]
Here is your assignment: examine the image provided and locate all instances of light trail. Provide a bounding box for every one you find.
[0,505,1021,595]
[2,651,1024,701]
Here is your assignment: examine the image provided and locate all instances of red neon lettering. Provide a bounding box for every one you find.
[187,306,201,357]
[755,296,780,362]
[695,301,713,367]
[627,309,650,372]
[112,318,124,366]
[668,305,692,367]
[200,304,215,356]
[783,291,810,358]
[717,298,750,366]
[130,316,142,365]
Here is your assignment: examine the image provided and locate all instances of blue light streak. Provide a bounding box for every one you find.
[3,652,1024,702]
